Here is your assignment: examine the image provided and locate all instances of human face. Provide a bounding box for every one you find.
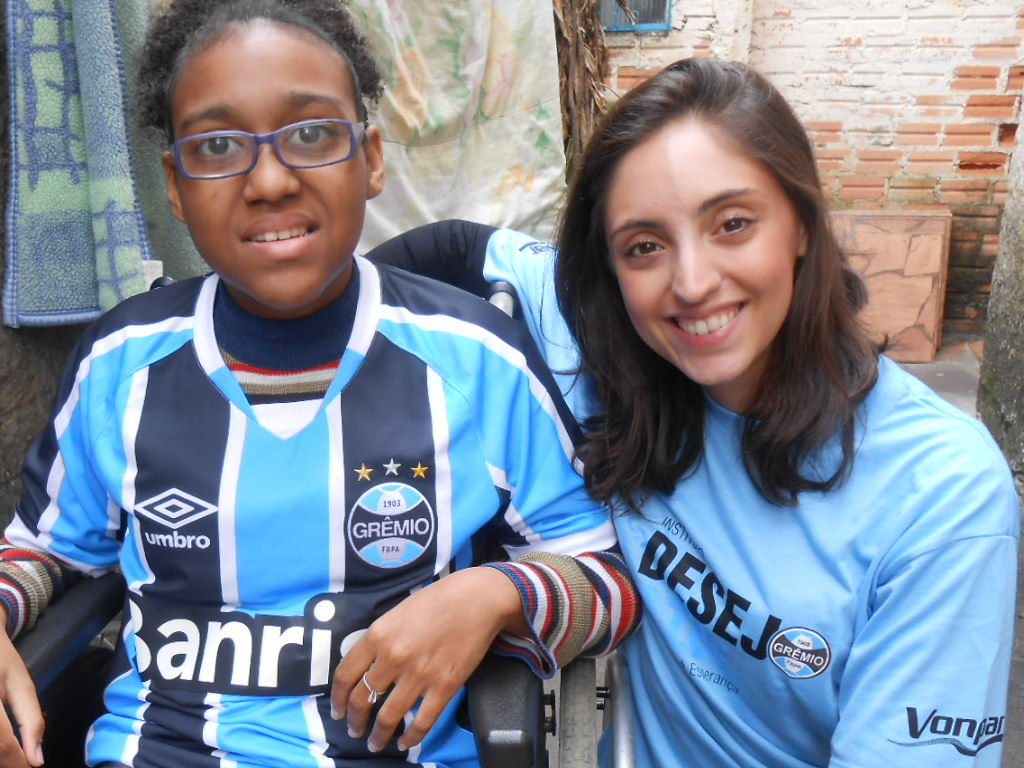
[163,22,384,319]
[604,119,807,412]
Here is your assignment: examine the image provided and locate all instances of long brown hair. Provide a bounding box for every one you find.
[555,58,878,508]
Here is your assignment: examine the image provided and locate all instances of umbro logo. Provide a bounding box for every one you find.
[136,488,218,530]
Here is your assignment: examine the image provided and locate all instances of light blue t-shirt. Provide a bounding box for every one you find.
[477,227,1019,767]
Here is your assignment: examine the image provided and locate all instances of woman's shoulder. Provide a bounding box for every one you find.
[856,355,1017,535]
[864,355,1003,458]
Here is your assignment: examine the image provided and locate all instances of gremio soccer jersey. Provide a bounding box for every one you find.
[5,256,620,767]
[369,222,1019,768]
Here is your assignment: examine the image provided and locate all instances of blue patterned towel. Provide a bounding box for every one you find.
[3,0,152,327]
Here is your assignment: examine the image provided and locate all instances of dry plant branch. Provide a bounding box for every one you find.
[552,0,636,176]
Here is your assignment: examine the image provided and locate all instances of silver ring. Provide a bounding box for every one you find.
[362,671,381,704]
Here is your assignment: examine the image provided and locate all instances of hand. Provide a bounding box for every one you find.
[331,567,528,753]
[0,609,44,767]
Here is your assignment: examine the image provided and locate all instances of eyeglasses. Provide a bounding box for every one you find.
[172,119,366,180]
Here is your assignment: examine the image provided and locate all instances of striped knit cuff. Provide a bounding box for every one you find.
[0,544,67,638]
[0,584,24,638]
[572,551,642,658]
[482,562,558,678]
[483,549,642,679]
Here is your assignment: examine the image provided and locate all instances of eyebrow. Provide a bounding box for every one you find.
[177,92,351,136]
[697,188,756,214]
[608,187,758,241]
[607,218,661,241]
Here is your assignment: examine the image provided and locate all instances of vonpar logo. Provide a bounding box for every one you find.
[136,488,218,550]
[890,707,1005,757]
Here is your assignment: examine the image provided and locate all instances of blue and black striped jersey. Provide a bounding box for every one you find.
[8,256,617,767]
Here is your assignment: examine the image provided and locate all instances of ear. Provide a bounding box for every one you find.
[796,222,809,258]
[163,150,187,223]
[362,124,386,200]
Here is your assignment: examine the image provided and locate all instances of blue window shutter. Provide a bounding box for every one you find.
[598,0,672,32]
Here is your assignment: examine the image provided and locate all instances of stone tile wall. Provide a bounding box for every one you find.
[833,210,952,363]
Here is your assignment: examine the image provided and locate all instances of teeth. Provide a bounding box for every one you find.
[251,227,309,243]
[679,308,739,336]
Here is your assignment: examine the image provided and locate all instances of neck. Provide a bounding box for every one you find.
[213,271,360,371]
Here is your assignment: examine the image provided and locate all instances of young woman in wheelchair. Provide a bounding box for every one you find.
[368,59,1018,767]
[0,2,639,766]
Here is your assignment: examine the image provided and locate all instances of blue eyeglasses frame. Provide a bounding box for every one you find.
[172,118,366,180]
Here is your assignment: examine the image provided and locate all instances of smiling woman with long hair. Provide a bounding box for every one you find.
[370,57,1019,768]
[0,3,640,766]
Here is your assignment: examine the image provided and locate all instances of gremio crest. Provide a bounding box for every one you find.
[347,482,436,568]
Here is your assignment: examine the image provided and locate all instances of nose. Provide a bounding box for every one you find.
[670,238,722,304]
[242,143,301,203]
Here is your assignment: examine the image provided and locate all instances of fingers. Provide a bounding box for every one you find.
[0,635,43,768]
[332,654,457,753]
[0,711,29,768]
[7,696,44,768]
[394,689,450,752]
[344,667,394,746]
[361,675,405,753]
[330,637,374,725]
[330,570,521,754]
[356,672,452,753]
[0,698,38,768]
[338,657,468,753]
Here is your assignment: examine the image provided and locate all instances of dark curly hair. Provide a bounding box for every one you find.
[136,0,384,138]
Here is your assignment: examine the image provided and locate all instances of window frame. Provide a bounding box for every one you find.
[600,0,673,32]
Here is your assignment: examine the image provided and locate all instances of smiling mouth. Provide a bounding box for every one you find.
[248,227,313,243]
[676,307,740,336]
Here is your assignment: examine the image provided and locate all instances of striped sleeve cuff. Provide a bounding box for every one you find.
[0,541,69,638]
[483,549,641,678]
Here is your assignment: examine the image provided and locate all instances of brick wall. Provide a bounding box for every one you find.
[603,0,1021,341]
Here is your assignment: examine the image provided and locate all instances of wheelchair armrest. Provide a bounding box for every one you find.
[14,572,125,691]
[467,653,547,768]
